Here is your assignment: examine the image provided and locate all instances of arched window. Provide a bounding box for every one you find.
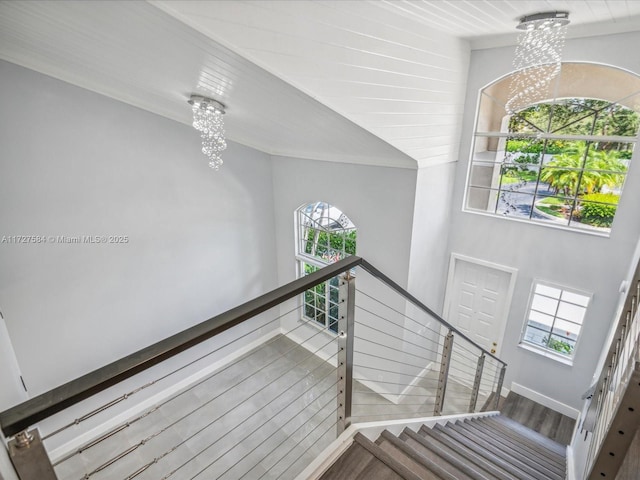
[295,202,356,332]
[465,63,640,234]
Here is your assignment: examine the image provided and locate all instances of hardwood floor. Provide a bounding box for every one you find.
[499,392,576,445]
[616,428,640,480]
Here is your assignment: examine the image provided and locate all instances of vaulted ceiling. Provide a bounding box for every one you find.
[1,1,638,169]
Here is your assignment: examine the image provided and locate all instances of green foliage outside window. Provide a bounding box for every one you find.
[544,336,574,355]
[578,193,620,227]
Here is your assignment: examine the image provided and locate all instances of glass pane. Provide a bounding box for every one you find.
[574,199,618,230]
[546,334,575,356]
[561,290,590,307]
[509,107,549,134]
[535,284,562,299]
[523,325,548,347]
[495,191,535,218]
[469,162,500,187]
[466,186,499,212]
[531,294,559,316]
[476,91,509,133]
[533,195,574,225]
[593,103,640,137]
[539,165,581,199]
[528,310,554,328]
[553,318,582,338]
[556,302,587,324]
[549,99,600,135]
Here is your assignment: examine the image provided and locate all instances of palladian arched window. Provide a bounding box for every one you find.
[465,63,640,234]
[295,202,356,332]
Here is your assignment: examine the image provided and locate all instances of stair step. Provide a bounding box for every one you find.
[323,416,568,480]
[417,424,515,480]
[464,419,566,472]
[319,442,376,479]
[478,416,566,464]
[399,428,493,480]
[452,421,564,479]
[488,415,567,457]
[429,423,539,479]
[376,431,449,480]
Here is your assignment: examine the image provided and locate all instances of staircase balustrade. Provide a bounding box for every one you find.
[0,257,507,480]
[583,261,640,479]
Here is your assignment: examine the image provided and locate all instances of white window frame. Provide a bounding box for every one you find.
[519,280,591,365]
[295,202,356,333]
[464,64,639,236]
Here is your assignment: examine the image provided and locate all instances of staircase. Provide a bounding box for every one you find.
[319,415,567,480]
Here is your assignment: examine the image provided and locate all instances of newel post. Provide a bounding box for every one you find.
[434,330,454,416]
[8,429,58,479]
[337,270,355,434]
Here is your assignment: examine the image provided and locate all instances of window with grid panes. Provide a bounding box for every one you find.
[465,63,640,235]
[521,281,590,360]
[296,202,356,333]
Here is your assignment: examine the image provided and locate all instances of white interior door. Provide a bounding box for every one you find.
[444,255,517,356]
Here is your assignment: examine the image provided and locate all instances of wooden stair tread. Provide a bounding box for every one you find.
[400,428,493,480]
[464,419,565,471]
[321,416,568,480]
[488,415,567,457]
[451,421,564,480]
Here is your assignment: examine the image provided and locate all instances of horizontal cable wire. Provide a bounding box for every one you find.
[450,342,486,364]
[447,362,479,379]
[44,303,302,441]
[353,389,437,398]
[132,351,338,479]
[355,288,447,338]
[252,403,339,480]
[56,309,321,466]
[353,364,435,379]
[158,341,339,479]
[76,318,333,479]
[351,408,436,419]
[354,350,435,371]
[353,377,439,387]
[194,381,339,480]
[277,415,339,479]
[355,305,444,353]
[354,335,440,364]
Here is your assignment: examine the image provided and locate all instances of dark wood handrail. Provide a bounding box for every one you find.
[0,255,506,437]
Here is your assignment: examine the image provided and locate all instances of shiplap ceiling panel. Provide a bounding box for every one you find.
[1,0,638,168]
[154,0,470,167]
[0,1,414,168]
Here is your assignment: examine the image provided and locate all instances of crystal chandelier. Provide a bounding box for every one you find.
[505,11,570,115]
[188,95,227,170]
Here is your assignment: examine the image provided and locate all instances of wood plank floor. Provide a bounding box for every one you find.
[499,392,575,445]
[616,427,640,480]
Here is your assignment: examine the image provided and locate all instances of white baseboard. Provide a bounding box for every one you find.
[510,382,580,419]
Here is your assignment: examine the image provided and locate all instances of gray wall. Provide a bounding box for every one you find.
[0,60,278,399]
[447,31,640,410]
[271,156,417,288]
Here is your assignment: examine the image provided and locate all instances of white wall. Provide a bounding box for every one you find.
[407,162,458,313]
[271,156,417,288]
[0,60,279,399]
[446,31,640,410]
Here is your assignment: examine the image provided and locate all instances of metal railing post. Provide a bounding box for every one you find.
[434,330,454,416]
[337,271,355,434]
[8,429,58,479]
[494,364,507,410]
[469,353,485,413]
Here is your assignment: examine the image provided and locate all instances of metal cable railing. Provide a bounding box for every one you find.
[583,264,640,479]
[0,256,507,480]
